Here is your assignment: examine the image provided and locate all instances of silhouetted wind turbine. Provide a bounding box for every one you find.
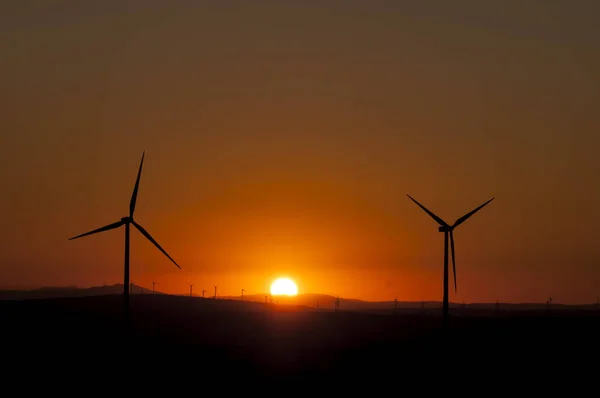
[241,288,245,301]
[407,194,494,327]
[202,289,206,298]
[68,152,181,315]
[393,297,398,314]
[152,281,157,294]
[213,285,217,299]
[189,283,194,297]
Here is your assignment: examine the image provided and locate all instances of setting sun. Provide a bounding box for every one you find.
[270,278,298,296]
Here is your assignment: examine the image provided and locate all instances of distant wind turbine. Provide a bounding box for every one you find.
[68,152,181,314]
[213,285,217,299]
[393,297,398,314]
[407,194,494,327]
[202,289,206,298]
[189,283,194,297]
[152,281,157,294]
[241,289,245,301]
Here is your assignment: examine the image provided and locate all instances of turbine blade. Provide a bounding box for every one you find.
[452,197,495,228]
[132,221,181,269]
[450,230,457,293]
[129,151,145,218]
[406,194,449,227]
[68,220,124,240]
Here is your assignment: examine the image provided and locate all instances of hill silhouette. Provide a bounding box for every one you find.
[2,284,598,312]
[1,292,598,388]
[0,283,158,300]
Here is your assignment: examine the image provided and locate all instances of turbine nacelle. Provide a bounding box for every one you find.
[407,194,495,297]
[121,216,133,224]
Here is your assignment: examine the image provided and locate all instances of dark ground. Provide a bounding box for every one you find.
[2,294,598,390]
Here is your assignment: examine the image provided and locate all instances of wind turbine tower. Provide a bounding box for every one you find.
[189,283,194,297]
[68,152,182,316]
[202,289,205,298]
[407,194,494,328]
[394,297,398,314]
[152,281,156,294]
[213,285,217,299]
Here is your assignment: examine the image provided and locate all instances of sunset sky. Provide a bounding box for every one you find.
[2,1,599,303]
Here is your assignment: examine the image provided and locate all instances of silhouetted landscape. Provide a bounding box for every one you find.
[3,288,599,385]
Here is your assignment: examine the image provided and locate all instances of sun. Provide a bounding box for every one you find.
[270,277,298,296]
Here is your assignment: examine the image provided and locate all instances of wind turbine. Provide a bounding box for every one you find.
[407,194,494,327]
[213,285,218,299]
[189,283,194,297]
[68,151,181,314]
[152,281,157,294]
[202,289,206,298]
[241,288,245,301]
